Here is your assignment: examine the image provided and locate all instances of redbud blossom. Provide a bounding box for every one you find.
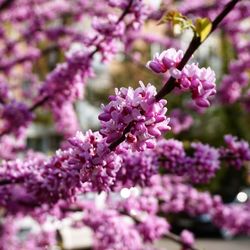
[220,134,250,169]
[147,48,184,73]
[180,230,195,250]
[171,63,217,108]
[99,81,170,151]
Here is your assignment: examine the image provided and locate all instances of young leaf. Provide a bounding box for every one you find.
[158,11,195,32]
[195,18,212,42]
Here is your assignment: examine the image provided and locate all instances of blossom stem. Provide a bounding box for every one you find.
[107,0,241,151]
[29,95,51,112]
[155,0,241,101]
[28,0,135,113]
[117,0,134,23]
[0,1,135,140]
[108,122,133,150]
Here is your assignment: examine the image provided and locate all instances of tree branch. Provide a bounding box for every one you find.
[0,0,136,139]
[107,0,241,150]
[28,0,135,113]
[155,0,241,101]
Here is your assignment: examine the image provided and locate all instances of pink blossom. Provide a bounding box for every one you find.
[220,134,250,169]
[92,14,125,37]
[180,230,195,249]
[173,63,217,107]
[68,130,122,192]
[147,48,184,73]
[136,215,170,242]
[1,101,34,136]
[99,81,170,151]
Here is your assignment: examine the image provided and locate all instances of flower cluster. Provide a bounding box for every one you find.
[92,14,125,37]
[213,202,250,235]
[147,48,184,73]
[136,215,170,242]
[185,142,220,183]
[0,101,34,136]
[169,109,193,134]
[0,1,249,249]
[0,47,40,72]
[114,193,159,216]
[219,55,249,105]
[99,81,170,151]
[115,145,159,188]
[173,64,217,108]
[156,139,220,184]
[0,155,47,213]
[39,49,90,108]
[144,175,250,235]
[83,209,144,250]
[180,230,195,250]
[220,134,250,169]
[108,0,149,29]
[0,216,57,250]
[2,134,247,215]
[0,135,25,160]
[0,130,122,212]
[147,175,217,214]
[52,102,80,137]
[156,139,187,174]
[68,130,122,192]
[0,0,150,139]
[147,49,217,108]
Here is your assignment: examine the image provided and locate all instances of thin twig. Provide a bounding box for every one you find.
[117,0,133,23]
[28,0,135,113]
[155,0,241,101]
[108,122,133,150]
[107,0,241,150]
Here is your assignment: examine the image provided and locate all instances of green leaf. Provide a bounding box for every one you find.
[195,18,212,42]
[158,11,195,32]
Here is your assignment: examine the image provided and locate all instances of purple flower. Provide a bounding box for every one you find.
[52,102,80,137]
[147,48,184,73]
[156,139,186,175]
[136,215,170,242]
[0,135,25,160]
[0,130,122,212]
[68,130,122,192]
[213,202,250,235]
[169,109,193,134]
[219,56,250,104]
[185,142,220,183]
[219,76,244,104]
[220,134,250,169]
[173,63,217,108]
[1,101,34,136]
[92,14,125,37]
[0,216,57,250]
[180,230,195,249]
[116,193,159,216]
[83,209,143,250]
[115,145,159,188]
[39,49,91,108]
[99,81,170,151]
[147,49,217,109]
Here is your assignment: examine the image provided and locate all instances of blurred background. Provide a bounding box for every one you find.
[0,0,249,249]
